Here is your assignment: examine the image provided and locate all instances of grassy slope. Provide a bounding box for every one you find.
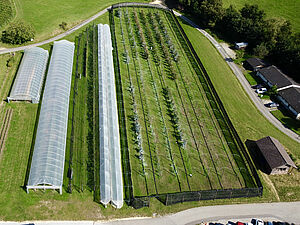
[0,0,148,46]
[222,0,300,32]
[179,19,300,201]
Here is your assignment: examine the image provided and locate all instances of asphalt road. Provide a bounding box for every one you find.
[1,201,300,225]
[173,11,300,144]
[0,7,109,55]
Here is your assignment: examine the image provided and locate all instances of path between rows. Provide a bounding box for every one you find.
[173,11,300,144]
[1,201,300,225]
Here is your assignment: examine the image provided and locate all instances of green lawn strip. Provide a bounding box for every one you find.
[179,18,300,195]
[222,0,300,32]
[0,52,22,100]
[114,14,148,197]
[244,70,258,86]
[271,110,300,136]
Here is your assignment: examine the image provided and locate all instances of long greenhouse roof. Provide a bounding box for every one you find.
[8,47,49,103]
[98,24,123,208]
[27,40,75,193]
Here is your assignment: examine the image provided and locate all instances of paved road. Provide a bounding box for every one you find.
[173,11,300,144]
[0,7,109,55]
[1,201,300,225]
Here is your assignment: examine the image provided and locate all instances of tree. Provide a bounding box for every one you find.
[253,42,269,58]
[197,0,224,27]
[1,20,35,44]
[217,5,241,39]
[59,21,68,31]
[266,85,278,96]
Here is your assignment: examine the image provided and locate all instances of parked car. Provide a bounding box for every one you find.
[252,84,263,89]
[252,219,264,225]
[265,102,279,108]
[256,88,267,94]
[237,222,245,225]
[265,222,273,225]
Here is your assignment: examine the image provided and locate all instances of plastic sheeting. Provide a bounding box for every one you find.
[27,40,75,194]
[98,24,123,208]
[8,47,49,103]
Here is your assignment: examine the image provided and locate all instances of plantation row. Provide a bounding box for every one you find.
[65,25,100,201]
[111,6,255,199]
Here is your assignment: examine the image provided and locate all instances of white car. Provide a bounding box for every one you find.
[252,219,264,225]
[256,88,267,94]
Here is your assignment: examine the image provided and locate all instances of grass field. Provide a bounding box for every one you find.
[0,6,299,220]
[0,0,148,47]
[222,0,300,32]
[179,18,300,201]
[112,6,259,201]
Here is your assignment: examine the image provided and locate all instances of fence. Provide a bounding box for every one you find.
[109,3,263,209]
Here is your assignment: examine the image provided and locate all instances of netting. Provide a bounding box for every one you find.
[27,40,75,194]
[98,24,123,208]
[8,47,49,103]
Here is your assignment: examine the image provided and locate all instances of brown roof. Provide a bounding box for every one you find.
[256,136,297,169]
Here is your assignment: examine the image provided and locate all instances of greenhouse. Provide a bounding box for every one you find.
[98,24,123,208]
[27,40,75,194]
[7,47,49,103]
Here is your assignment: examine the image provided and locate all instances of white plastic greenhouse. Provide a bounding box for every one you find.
[98,24,123,208]
[27,40,75,194]
[7,47,49,103]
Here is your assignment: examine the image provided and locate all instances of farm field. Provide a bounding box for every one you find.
[0,3,299,220]
[179,18,300,201]
[222,0,300,32]
[111,6,260,205]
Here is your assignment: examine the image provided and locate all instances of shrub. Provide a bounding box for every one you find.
[1,20,35,44]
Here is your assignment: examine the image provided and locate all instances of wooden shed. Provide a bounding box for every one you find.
[255,136,297,175]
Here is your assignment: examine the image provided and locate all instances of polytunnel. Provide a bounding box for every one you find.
[27,40,75,194]
[7,47,49,103]
[98,24,123,208]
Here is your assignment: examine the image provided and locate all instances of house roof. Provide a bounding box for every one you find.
[278,87,300,113]
[257,66,293,89]
[245,58,266,69]
[256,136,297,170]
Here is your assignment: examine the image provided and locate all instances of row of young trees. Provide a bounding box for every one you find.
[175,0,300,82]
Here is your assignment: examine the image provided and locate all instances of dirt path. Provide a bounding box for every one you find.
[261,173,280,201]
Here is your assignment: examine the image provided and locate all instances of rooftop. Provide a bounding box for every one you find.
[278,87,300,113]
[256,136,296,170]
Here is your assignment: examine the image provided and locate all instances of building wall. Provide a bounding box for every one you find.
[270,165,290,175]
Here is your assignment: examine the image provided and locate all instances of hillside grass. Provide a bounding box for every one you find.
[179,18,300,201]
[222,0,300,32]
[0,0,148,47]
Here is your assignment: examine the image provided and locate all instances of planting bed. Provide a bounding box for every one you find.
[110,5,261,207]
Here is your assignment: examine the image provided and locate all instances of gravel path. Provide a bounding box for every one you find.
[173,11,300,144]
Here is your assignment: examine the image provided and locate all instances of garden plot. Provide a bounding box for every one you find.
[111,6,257,199]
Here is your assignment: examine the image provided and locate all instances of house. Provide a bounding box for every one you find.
[255,136,297,175]
[256,65,300,119]
[235,42,248,49]
[278,87,300,120]
[256,66,293,89]
[244,58,266,71]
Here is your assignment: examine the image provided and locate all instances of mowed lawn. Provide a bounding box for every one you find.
[179,19,300,201]
[0,0,148,44]
[222,0,300,32]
